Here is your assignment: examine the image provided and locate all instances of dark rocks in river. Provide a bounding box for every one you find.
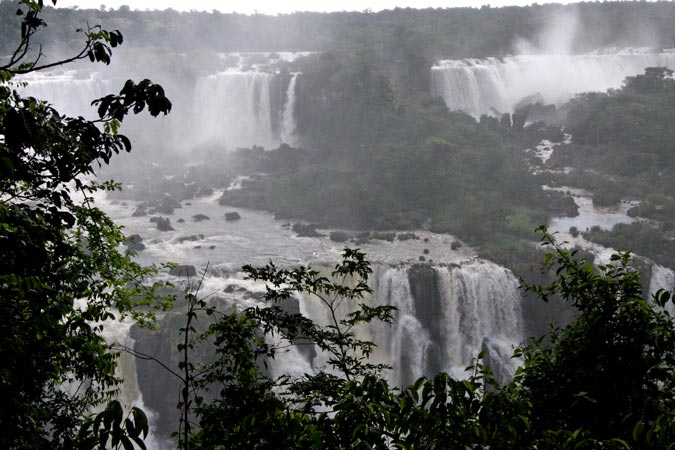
[547,194,579,217]
[372,231,396,242]
[224,211,241,221]
[141,200,180,216]
[192,214,210,222]
[132,206,147,217]
[169,265,197,278]
[151,216,174,231]
[196,187,213,197]
[224,284,247,294]
[177,218,185,223]
[124,234,145,252]
[293,223,324,237]
[329,231,350,242]
[154,203,175,215]
[175,234,204,244]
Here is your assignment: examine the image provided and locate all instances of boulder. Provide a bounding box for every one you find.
[124,234,145,252]
[132,207,147,217]
[292,223,324,238]
[329,231,350,243]
[192,214,210,222]
[224,211,241,221]
[169,265,197,278]
[155,217,174,231]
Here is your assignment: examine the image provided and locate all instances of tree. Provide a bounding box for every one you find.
[0,1,171,448]
[516,227,675,448]
[187,248,397,449]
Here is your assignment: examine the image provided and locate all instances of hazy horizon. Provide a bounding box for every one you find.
[54,0,583,15]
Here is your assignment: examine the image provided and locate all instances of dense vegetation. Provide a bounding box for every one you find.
[0,1,171,447]
[546,67,675,264]
[214,48,576,258]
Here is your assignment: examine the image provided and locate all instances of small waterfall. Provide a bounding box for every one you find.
[372,267,431,387]
[431,50,675,117]
[280,73,299,146]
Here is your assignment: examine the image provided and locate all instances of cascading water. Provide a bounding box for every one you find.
[431,50,675,117]
[371,266,432,387]
[17,70,113,118]
[279,73,300,145]
[18,57,302,152]
[279,261,524,388]
[194,71,277,149]
[435,262,524,382]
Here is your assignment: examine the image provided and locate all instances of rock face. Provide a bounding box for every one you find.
[169,265,197,278]
[124,234,145,252]
[224,211,242,221]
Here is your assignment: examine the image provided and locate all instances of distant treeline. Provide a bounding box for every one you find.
[1,1,675,59]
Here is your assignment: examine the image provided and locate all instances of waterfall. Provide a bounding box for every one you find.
[268,261,524,387]
[279,73,299,146]
[371,266,432,387]
[18,65,302,152]
[193,70,298,150]
[366,261,523,386]
[431,50,675,117]
[434,261,524,382]
[17,70,112,118]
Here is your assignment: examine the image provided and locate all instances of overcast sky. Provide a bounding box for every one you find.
[53,0,581,15]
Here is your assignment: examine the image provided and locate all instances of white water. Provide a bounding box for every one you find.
[16,70,113,118]
[432,50,675,117]
[374,267,432,387]
[18,55,302,152]
[194,71,276,149]
[95,186,524,392]
[280,73,300,145]
[436,262,524,381]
